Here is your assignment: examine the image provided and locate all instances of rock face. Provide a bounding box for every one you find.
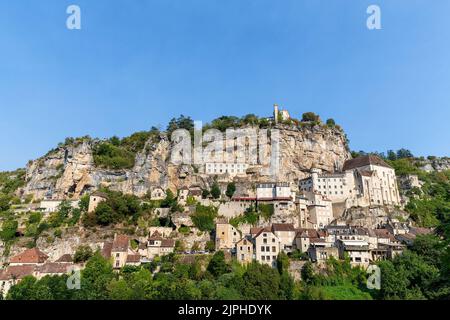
[414,157,450,172]
[20,124,351,200]
[341,206,409,229]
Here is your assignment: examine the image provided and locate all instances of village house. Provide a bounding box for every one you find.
[236,236,254,265]
[271,223,296,253]
[109,234,140,269]
[309,245,339,265]
[336,239,371,268]
[294,228,324,253]
[215,220,239,251]
[34,262,74,280]
[88,191,108,213]
[150,186,166,200]
[9,248,48,266]
[0,265,35,297]
[306,193,334,229]
[253,227,280,268]
[145,231,175,259]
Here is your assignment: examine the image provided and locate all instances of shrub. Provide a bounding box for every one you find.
[191,204,218,232]
[74,245,94,263]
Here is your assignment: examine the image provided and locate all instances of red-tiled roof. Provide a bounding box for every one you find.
[160,239,175,247]
[126,254,141,263]
[149,230,163,241]
[102,241,113,258]
[272,223,295,232]
[343,155,392,171]
[250,227,264,235]
[0,265,35,280]
[112,235,129,252]
[254,227,272,238]
[374,229,392,238]
[295,228,319,239]
[37,263,72,274]
[55,254,73,263]
[10,248,48,264]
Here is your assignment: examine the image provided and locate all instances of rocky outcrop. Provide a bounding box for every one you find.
[341,206,409,229]
[20,124,351,200]
[414,157,450,172]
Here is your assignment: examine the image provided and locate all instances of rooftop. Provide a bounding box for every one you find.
[10,248,48,264]
[343,155,392,171]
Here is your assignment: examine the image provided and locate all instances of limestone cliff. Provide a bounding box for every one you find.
[20,124,351,200]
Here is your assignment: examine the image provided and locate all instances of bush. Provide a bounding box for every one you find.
[210,183,221,199]
[301,112,320,122]
[191,204,218,232]
[226,183,236,198]
[0,219,18,241]
[74,245,94,263]
[93,142,135,170]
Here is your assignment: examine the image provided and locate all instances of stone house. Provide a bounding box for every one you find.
[271,223,296,253]
[9,248,49,266]
[336,239,371,268]
[236,236,254,265]
[253,228,280,268]
[309,246,339,265]
[88,191,108,213]
[215,221,239,251]
[150,187,166,200]
[145,231,175,259]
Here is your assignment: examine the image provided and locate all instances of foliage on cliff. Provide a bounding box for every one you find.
[93,127,161,170]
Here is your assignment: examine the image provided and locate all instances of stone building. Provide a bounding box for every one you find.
[236,236,254,265]
[205,162,249,177]
[253,227,280,268]
[300,155,401,208]
[215,221,240,251]
[88,191,107,213]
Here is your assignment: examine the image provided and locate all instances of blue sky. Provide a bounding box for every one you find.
[0,0,449,171]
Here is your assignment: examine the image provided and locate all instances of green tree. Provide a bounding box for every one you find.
[207,251,231,278]
[326,118,336,127]
[191,204,218,232]
[0,219,18,241]
[225,183,236,198]
[210,183,221,199]
[73,245,94,263]
[301,112,320,122]
[76,252,115,300]
[241,262,281,300]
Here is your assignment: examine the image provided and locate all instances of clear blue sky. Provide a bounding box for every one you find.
[1,0,449,171]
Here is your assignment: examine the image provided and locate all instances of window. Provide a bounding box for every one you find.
[263,238,267,244]
[261,246,265,252]
[272,238,275,243]
[262,256,265,261]
[272,246,276,252]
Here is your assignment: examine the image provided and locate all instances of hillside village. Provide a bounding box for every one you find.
[0,106,447,299]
